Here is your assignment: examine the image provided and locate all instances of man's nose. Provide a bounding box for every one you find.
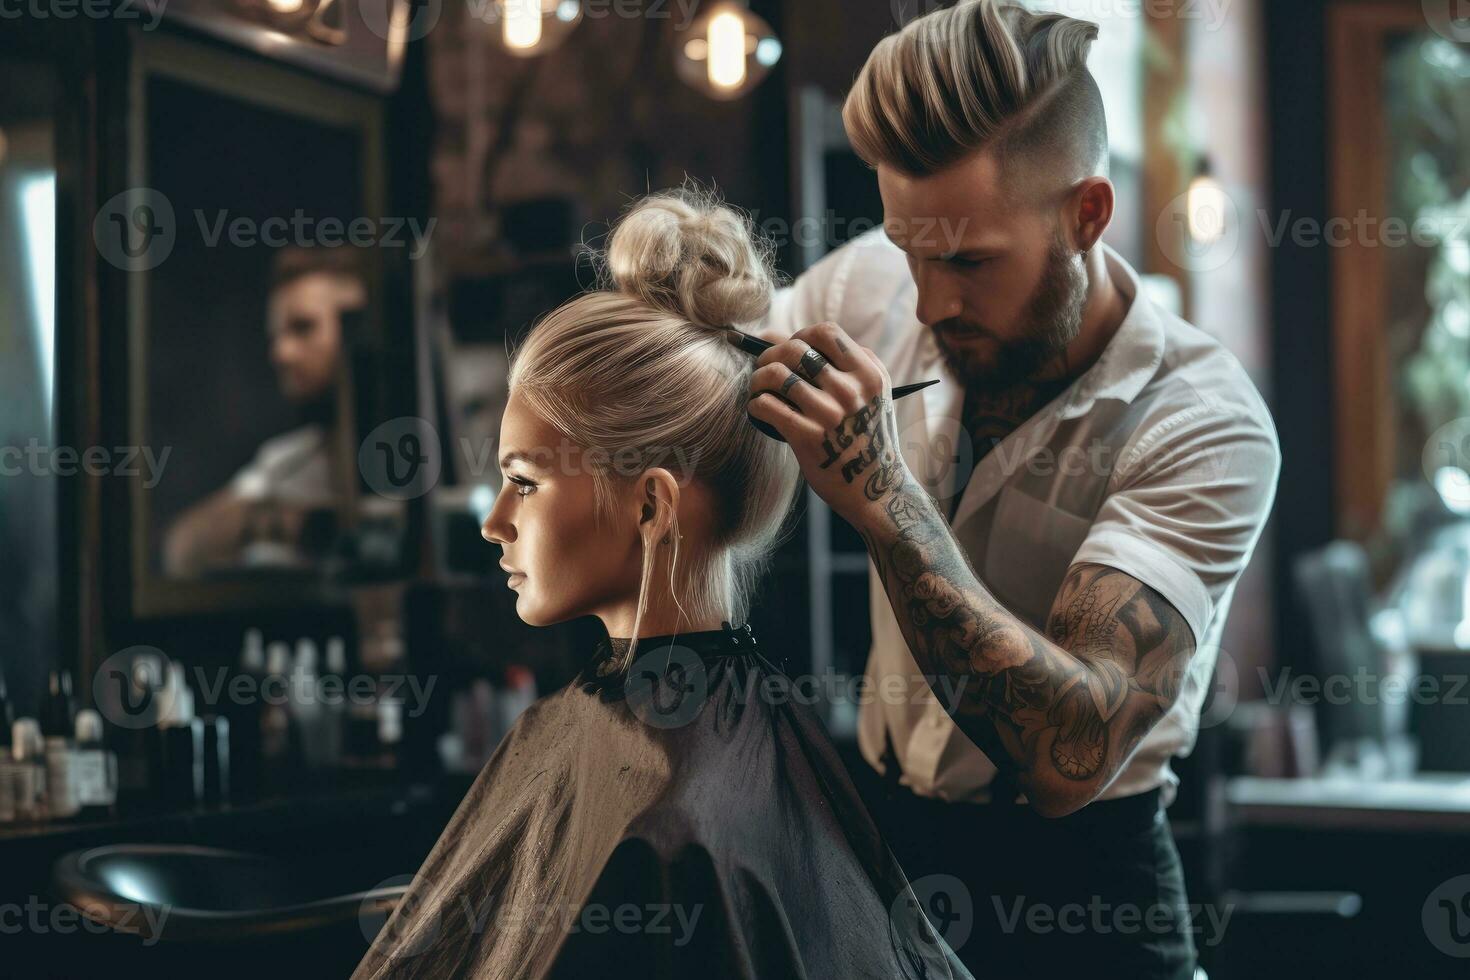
[913,265,963,327]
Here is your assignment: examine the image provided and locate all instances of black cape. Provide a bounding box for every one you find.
[353,623,972,980]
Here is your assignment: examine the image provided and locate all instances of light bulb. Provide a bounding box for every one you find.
[504,0,543,50]
[266,0,304,12]
[708,11,747,91]
[1186,172,1228,246]
[676,2,780,101]
[491,0,582,57]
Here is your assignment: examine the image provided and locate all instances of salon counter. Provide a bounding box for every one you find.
[1227,773,1470,833]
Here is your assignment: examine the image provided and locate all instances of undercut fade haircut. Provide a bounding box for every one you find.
[844,0,1108,186]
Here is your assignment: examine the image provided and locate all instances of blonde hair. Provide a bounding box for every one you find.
[843,0,1105,183]
[507,187,802,666]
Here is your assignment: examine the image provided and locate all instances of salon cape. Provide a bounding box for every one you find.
[351,625,971,980]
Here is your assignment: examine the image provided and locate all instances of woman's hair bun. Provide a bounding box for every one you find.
[605,185,778,329]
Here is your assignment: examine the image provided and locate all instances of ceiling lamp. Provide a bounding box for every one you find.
[490,0,583,57]
[677,1,782,101]
[1185,155,1229,246]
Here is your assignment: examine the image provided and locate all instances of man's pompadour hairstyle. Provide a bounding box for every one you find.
[844,0,1106,180]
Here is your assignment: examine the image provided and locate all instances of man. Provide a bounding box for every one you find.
[164,245,366,575]
[751,2,1279,976]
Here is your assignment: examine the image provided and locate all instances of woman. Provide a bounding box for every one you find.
[352,189,971,980]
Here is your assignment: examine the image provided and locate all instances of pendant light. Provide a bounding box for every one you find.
[676,1,782,101]
[489,0,583,57]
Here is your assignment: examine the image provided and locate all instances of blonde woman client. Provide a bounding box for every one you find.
[351,189,970,980]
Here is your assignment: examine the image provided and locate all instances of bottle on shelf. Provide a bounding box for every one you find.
[260,642,295,793]
[42,669,76,739]
[73,709,118,818]
[290,639,325,770]
[10,719,45,821]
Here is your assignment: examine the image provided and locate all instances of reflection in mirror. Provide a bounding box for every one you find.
[141,73,374,585]
[0,61,58,720]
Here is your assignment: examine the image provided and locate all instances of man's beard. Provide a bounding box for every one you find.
[930,235,1088,388]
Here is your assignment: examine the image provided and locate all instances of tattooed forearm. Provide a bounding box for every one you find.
[858,478,1196,814]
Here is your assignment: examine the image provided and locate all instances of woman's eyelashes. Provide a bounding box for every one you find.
[507,475,539,496]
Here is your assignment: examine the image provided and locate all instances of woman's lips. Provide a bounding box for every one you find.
[506,573,526,587]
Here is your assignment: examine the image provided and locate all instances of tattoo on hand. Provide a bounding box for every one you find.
[818,395,907,501]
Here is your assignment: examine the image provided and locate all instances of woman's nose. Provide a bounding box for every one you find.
[482,498,514,545]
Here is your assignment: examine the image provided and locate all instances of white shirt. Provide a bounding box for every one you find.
[764,230,1281,807]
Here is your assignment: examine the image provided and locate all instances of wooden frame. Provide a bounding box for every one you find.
[1326,1,1430,539]
[163,0,409,95]
[116,29,388,618]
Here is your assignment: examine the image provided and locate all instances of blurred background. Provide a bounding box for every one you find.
[1,0,1469,976]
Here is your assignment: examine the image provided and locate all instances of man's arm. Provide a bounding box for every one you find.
[855,476,1195,817]
[746,322,1267,817]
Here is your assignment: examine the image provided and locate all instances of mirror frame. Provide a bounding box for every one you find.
[118,30,388,618]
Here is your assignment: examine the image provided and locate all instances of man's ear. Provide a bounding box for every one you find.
[637,469,682,543]
[1067,177,1115,253]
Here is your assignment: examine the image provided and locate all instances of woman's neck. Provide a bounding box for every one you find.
[599,608,731,639]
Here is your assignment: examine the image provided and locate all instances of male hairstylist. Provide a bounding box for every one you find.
[751,2,1279,977]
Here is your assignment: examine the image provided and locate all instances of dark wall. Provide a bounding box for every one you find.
[1264,0,1337,668]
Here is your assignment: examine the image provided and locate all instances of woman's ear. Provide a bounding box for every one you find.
[637,469,682,545]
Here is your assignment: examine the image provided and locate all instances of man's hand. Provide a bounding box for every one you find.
[746,321,912,529]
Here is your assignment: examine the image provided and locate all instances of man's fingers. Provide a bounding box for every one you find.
[747,391,824,444]
[861,345,892,389]
[750,363,842,425]
[794,321,876,377]
[754,337,862,405]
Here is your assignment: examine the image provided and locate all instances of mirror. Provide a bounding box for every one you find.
[0,59,58,717]
[122,34,402,617]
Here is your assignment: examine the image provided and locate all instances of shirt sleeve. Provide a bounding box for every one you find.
[1069,403,1281,647]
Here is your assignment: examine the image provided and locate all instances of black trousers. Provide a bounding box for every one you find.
[857,764,1199,980]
